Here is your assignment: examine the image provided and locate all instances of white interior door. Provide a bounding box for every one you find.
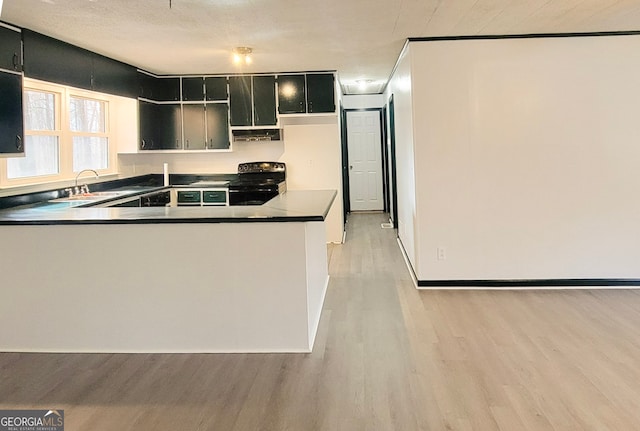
[347,111,383,211]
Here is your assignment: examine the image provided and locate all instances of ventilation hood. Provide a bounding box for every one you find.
[232,129,283,142]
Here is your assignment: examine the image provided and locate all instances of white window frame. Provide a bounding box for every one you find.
[0,78,118,188]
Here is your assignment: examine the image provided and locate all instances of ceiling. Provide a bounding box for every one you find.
[3,0,640,94]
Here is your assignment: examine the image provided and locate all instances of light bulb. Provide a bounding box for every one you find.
[233,53,242,64]
[245,55,252,65]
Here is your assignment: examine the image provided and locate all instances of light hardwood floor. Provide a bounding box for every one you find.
[3,213,640,430]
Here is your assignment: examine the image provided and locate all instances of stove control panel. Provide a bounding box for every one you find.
[238,162,286,174]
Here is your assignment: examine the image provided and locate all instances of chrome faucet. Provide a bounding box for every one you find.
[71,169,99,195]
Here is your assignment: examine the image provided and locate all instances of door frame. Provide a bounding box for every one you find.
[388,95,399,229]
[341,108,387,214]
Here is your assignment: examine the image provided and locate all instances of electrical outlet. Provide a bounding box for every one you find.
[437,247,446,260]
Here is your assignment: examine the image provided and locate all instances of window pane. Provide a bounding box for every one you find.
[73,137,109,171]
[25,91,55,131]
[7,136,59,179]
[69,97,105,132]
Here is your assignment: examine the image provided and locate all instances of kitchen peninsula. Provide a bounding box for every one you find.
[0,188,336,354]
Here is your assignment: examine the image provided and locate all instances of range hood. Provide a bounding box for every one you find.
[232,129,283,142]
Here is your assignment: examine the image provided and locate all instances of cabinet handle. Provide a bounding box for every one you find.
[12,53,19,70]
[185,140,189,149]
[15,135,23,152]
[141,139,146,149]
[176,139,180,148]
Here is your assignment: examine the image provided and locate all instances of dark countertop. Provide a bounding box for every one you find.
[0,190,337,225]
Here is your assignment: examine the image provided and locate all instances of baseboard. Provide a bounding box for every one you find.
[417,278,640,289]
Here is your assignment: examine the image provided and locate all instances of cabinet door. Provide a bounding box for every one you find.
[154,78,180,101]
[183,104,206,150]
[0,26,22,72]
[253,75,277,126]
[205,77,228,101]
[306,73,335,113]
[138,100,157,150]
[156,104,182,149]
[138,73,180,102]
[23,30,93,90]
[206,103,230,150]
[91,54,137,98]
[0,72,24,154]
[278,75,305,114]
[229,76,252,126]
[182,77,205,101]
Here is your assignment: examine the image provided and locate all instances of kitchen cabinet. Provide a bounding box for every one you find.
[277,75,306,114]
[229,76,252,126]
[278,73,335,114]
[253,75,277,126]
[182,77,205,101]
[23,29,93,90]
[155,103,182,149]
[139,101,182,150]
[183,103,206,150]
[0,25,22,72]
[138,72,180,102]
[23,29,137,98]
[0,71,24,154]
[182,103,230,150]
[91,54,138,98]
[206,103,230,149]
[205,77,228,101]
[184,77,228,102]
[306,73,335,113]
[229,75,277,126]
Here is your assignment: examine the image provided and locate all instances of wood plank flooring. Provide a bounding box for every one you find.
[3,213,640,430]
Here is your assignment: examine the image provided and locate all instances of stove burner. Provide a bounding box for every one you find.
[229,162,287,205]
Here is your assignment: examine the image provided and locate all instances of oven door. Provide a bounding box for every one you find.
[228,189,279,206]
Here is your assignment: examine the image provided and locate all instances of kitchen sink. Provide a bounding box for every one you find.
[53,191,131,202]
[31,201,98,211]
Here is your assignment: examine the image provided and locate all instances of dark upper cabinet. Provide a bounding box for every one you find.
[229,76,252,126]
[182,77,205,101]
[23,29,137,97]
[0,26,22,72]
[278,73,335,114]
[181,103,229,150]
[139,101,181,150]
[155,104,182,149]
[253,76,277,126]
[278,75,306,114]
[183,103,206,150]
[206,103,230,149]
[23,30,92,90]
[0,72,24,154]
[91,54,138,98]
[229,75,277,126]
[306,73,335,113]
[205,77,228,101]
[138,73,180,102]
[138,101,156,150]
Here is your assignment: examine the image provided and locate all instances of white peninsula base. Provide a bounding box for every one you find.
[0,221,329,353]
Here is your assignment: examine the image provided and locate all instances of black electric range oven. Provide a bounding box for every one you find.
[228,162,287,206]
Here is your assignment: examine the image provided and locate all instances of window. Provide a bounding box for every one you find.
[7,90,60,179]
[1,79,118,187]
[69,96,109,172]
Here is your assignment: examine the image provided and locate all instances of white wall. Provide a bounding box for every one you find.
[118,115,344,243]
[342,94,385,109]
[397,35,640,281]
[384,47,417,267]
